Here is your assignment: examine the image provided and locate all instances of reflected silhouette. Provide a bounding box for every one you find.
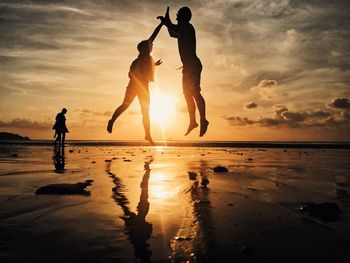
[171,160,214,262]
[190,160,214,261]
[158,7,209,136]
[53,108,69,146]
[53,145,65,174]
[106,160,153,262]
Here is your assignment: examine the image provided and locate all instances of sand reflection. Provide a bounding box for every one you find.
[170,160,214,262]
[53,145,65,174]
[106,159,153,262]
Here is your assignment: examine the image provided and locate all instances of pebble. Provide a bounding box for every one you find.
[188,172,197,180]
[175,236,192,241]
[213,166,229,173]
[300,202,341,222]
[201,179,209,186]
[195,200,210,205]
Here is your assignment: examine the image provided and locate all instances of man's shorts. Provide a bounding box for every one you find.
[182,59,202,94]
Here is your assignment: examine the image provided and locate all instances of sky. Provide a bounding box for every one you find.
[1,0,350,141]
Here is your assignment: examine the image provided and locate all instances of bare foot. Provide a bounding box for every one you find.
[199,120,209,137]
[145,136,154,145]
[107,120,114,133]
[185,122,198,136]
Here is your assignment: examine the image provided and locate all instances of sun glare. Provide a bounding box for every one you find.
[150,90,175,127]
[150,172,175,199]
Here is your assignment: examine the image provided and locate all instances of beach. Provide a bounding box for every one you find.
[1,143,350,262]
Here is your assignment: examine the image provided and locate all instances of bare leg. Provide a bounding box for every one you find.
[141,107,153,144]
[139,90,154,145]
[61,133,66,146]
[107,88,136,133]
[54,135,59,145]
[55,133,62,145]
[184,91,198,135]
[107,103,130,133]
[193,91,209,137]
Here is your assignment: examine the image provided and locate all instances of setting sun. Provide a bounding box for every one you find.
[150,90,176,127]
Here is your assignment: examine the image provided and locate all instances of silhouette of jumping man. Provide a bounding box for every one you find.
[107,22,164,145]
[52,108,69,146]
[158,7,209,136]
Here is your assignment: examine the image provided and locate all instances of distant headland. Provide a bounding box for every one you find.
[0,132,31,141]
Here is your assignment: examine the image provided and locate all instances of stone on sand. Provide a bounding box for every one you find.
[35,180,93,195]
[188,172,197,180]
[300,202,341,222]
[213,166,229,173]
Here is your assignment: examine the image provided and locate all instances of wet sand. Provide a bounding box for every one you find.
[1,144,350,262]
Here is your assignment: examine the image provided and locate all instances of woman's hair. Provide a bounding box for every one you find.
[137,40,151,53]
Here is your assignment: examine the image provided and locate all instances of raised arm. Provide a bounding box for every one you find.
[166,22,180,38]
[148,22,163,43]
[157,7,180,38]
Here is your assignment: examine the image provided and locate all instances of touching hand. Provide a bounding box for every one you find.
[157,7,170,25]
[157,16,166,24]
[165,6,170,20]
[155,59,162,66]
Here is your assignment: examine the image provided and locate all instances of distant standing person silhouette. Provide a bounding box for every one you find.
[53,108,69,146]
[158,6,209,136]
[107,22,164,145]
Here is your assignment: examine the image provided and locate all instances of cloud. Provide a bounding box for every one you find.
[328,97,350,109]
[1,0,350,140]
[244,102,258,109]
[0,119,51,130]
[341,111,350,120]
[309,110,331,118]
[224,107,341,128]
[251,79,283,100]
[257,80,277,88]
[281,111,306,122]
[224,116,255,126]
[77,109,111,116]
[0,2,92,16]
[274,106,288,119]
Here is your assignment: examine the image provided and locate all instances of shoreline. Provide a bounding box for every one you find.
[1,140,350,149]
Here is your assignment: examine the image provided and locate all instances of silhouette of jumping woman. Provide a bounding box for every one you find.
[106,160,153,262]
[158,7,209,136]
[52,108,69,146]
[107,22,164,145]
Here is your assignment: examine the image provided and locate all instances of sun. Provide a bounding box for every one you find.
[150,90,176,126]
